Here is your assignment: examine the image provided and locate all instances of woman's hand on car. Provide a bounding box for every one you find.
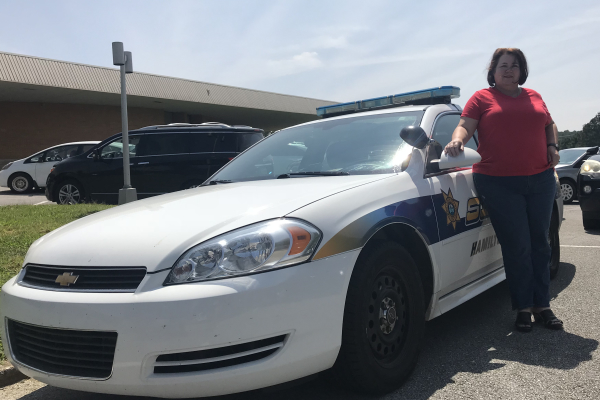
[444,140,464,157]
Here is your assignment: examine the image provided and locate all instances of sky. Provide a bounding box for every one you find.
[0,0,599,131]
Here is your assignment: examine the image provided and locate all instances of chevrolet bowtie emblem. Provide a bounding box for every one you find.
[55,272,79,286]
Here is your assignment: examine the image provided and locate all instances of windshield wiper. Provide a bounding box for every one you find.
[277,171,350,179]
[207,179,233,185]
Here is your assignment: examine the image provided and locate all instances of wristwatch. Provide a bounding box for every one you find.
[547,143,559,151]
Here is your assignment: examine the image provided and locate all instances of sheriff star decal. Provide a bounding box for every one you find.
[441,188,460,229]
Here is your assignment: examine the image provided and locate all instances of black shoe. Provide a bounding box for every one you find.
[533,309,563,330]
[515,311,533,332]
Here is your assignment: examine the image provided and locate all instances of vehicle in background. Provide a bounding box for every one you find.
[556,146,599,203]
[0,142,100,193]
[578,154,600,229]
[45,123,264,205]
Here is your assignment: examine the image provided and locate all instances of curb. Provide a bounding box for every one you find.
[0,361,27,388]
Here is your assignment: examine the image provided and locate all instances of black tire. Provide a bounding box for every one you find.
[559,179,576,204]
[332,242,425,394]
[549,211,560,280]
[583,218,600,230]
[54,180,85,205]
[9,173,34,193]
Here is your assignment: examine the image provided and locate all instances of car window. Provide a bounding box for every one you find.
[558,149,586,165]
[81,144,97,154]
[29,152,44,163]
[215,133,238,152]
[43,145,80,162]
[135,133,187,156]
[188,132,218,153]
[238,133,263,152]
[101,136,141,159]
[209,111,423,182]
[431,114,477,151]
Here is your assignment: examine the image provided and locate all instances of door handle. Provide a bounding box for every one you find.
[137,162,150,165]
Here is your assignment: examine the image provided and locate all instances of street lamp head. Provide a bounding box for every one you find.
[124,51,133,74]
[112,42,125,66]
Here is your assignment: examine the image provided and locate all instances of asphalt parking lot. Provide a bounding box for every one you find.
[0,187,51,206]
[2,203,599,400]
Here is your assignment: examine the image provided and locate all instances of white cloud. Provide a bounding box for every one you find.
[267,51,323,76]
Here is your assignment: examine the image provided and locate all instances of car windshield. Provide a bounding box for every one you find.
[558,149,586,165]
[208,111,423,183]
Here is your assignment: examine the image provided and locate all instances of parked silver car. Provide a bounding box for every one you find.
[556,146,599,203]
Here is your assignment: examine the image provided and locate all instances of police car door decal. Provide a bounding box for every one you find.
[429,173,502,295]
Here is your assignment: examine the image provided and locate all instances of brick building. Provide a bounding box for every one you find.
[0,51,336,164]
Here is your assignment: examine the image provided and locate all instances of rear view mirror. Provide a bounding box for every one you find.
[400,126,429,149]
[434,147,482,170]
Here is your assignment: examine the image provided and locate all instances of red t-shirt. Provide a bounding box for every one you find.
[462,87,553,176]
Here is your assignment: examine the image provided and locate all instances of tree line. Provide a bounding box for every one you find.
[558,112,600,150]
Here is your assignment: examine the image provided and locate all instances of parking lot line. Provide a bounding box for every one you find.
[33,201,51,206]
[560,245,600,248]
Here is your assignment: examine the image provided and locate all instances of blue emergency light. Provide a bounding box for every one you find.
[317,86,460,118]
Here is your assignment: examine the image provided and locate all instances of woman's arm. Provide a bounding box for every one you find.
[546,122,560,167]
[444,117,479,156]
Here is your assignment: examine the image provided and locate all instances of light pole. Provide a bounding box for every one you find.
[112,42,137,204]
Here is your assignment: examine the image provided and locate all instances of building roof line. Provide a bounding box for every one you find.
[0,50,337,104]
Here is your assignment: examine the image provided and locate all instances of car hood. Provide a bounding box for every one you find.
[24,175,391,272]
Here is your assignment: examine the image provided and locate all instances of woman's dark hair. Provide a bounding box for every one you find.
[487,48,528,86]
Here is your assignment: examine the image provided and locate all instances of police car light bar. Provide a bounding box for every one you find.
[317,86,460,118]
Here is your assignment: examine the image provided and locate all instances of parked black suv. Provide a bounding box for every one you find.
[46,123,264,204]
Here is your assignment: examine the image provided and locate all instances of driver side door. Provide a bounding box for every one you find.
[426,113,503,304]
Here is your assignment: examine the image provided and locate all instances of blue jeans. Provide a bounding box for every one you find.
[473,168,556,310]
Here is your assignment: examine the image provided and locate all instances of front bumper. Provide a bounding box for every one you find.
[1,251,358,398]
[579,190,600,220]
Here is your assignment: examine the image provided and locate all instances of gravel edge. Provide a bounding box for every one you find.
[0,362,26,388]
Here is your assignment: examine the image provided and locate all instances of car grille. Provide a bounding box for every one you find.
[21,264,146,292]
[7,319,118,379]
[154,335,286,374]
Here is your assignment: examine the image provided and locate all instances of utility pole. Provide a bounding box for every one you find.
[112,42,137,204]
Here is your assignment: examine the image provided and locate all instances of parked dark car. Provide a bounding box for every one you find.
[578,154,600,230]
[556,146,599,204]
[46,123,264,204]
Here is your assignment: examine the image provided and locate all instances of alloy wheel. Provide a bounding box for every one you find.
[58,184,81,205]
[560,183,574,203]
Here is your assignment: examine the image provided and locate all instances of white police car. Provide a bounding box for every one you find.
[0,87,563,397]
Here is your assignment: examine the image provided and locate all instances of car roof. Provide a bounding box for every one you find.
[32,141,101,155]
[131,122,263,133]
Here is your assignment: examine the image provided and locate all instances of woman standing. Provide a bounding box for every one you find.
[445,48,563,332]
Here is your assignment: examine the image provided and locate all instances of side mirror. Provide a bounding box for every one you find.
[586,146,599,155]
[400,126,429,149]
[93,149,101,161]
[434,147,482,170]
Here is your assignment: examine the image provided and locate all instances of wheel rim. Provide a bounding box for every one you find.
[12,177,29,192]
[561,183,573,202]
[366,271,407,364]
[58,184,81,205]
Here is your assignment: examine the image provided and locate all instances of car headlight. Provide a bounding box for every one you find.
[164,219,321,285]
[580,159,600,179]
[1,162,13,171]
